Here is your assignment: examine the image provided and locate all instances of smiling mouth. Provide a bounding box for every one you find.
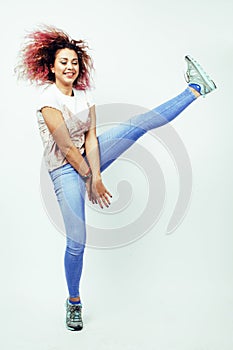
[65,72,75,78]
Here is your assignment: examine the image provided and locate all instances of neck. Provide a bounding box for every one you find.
[55,82,73,96]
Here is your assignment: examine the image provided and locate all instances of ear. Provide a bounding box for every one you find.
[50,64,55,74]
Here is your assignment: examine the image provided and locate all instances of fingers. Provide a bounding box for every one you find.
[92,192,112,209]
[89,181,112,209]
[92,196,98,205]
[102,193,111,206]
[105,189,112,199]
[93,195,107,209]
[99,195,109,208]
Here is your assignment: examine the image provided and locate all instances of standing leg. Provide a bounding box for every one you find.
[97,87,197,171]
[49,163,86,330]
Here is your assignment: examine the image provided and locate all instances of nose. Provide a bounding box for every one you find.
[66,61,73,70]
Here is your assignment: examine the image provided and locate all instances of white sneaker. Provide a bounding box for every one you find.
[65,299,83,331]
[185,55,217,97]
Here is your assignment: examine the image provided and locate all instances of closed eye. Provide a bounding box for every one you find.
[60,61,78,65]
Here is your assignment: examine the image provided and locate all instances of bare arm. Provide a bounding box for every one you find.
[85,105,112,208]
[85,105,101,180]
[41,107,90,177]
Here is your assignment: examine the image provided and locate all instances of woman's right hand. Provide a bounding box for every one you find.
[91,177,112,209]
[86,177,112,209]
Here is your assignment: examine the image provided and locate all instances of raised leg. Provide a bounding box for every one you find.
[97,87,197,172]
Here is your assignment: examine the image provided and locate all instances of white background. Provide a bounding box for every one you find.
[1,0,233,349]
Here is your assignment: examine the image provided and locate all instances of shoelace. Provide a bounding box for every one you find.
[186,59,212,81]
[68,305,82,322]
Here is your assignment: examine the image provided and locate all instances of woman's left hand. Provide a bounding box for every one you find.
[91,178,112,209]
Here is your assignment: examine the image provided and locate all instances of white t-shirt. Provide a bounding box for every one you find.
[36,83,95,172]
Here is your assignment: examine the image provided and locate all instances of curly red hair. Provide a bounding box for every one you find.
[16,25,94,90]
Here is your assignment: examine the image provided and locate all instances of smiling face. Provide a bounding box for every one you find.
[51,48,79,91]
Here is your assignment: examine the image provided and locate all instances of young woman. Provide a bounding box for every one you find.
[16,25,216,331]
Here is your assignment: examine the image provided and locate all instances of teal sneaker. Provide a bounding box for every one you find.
[185,55,217,97]
[65,299,83,331]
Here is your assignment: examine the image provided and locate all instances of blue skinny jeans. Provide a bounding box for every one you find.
[48,88,196,300]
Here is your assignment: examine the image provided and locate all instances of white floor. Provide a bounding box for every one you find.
[3,287,233,350]
[2,212,233,350]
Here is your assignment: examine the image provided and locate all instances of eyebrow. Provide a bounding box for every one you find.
[59,57,78,60]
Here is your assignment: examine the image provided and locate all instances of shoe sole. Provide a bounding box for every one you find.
[185,55,217,92]
[66,324,83,331]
